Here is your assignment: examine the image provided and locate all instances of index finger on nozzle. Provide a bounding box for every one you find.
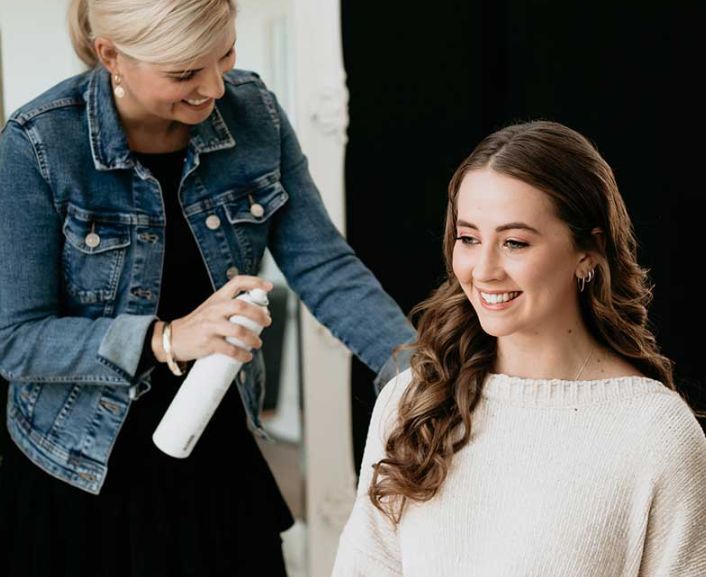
[219,275,273,297]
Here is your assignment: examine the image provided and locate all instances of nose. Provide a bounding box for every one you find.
[199,64,225,100]
[472,244,504,283]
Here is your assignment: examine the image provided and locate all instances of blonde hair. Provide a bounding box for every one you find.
[68,0,236,68]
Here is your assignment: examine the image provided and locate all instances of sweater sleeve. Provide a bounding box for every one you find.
[638,396,706,576]
[331,370,412,576]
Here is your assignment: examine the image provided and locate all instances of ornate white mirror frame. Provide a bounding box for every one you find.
[290,1,356,574]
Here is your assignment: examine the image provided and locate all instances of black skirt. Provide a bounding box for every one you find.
[0,364,294,577]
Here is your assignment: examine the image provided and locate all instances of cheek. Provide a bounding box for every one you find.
[452,248,480,291]
[138,80,191,106]
[222,54,236,73]
[160,86,191,104]
[515,262,544,287]
[520,254,574,300]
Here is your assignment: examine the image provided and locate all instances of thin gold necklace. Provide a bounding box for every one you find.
[574,348,594,380]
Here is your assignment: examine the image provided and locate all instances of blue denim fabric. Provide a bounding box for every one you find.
[0,68,415,494]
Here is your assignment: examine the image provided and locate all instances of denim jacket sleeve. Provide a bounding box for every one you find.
[0,120,154,386]
[266,97,416,384]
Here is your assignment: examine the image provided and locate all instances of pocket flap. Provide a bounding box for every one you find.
[223,181,289,225]
[62,209,131,254]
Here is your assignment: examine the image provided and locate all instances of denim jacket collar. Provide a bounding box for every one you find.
[86,67,236,172]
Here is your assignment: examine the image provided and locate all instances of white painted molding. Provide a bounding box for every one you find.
[238,2,356,574]
[290,1,356,576]
[308,85,349,142]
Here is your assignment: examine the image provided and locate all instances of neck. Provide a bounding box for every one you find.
[115,99,191,153]
[494,322,599,381]
[124,119,190,153]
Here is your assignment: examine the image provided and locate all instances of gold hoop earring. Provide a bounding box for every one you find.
[113,74,125,99]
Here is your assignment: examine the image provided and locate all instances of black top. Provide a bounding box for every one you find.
[0,149,292,577]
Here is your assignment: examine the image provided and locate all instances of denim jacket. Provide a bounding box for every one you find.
[0,67,415,494]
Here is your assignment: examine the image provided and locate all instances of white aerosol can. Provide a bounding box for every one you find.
[152,288,269,458]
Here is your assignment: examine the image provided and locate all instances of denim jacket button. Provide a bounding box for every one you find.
[226,266,239,280]
[85,232,101,248]
[249,203,265,218]
[206,214,221,230]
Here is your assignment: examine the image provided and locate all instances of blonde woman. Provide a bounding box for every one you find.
[333,121,706,576]
[0,1,414,575]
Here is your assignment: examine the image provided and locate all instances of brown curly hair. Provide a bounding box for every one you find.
[369,120,674,523]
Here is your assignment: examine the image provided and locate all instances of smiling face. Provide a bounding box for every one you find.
[108,22,237,128]
[452,168,591,340]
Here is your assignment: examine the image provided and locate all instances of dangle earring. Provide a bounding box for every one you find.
[113,74,125,99]
[577,269,595,293]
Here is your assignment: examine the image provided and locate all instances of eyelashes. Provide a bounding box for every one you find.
[169,47,236,82]
[173,71,196,82]
[455,236,529,250]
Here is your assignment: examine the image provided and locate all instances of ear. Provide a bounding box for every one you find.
[93,38,121,74]
[575,228,605,278]
[575,253,593,279]
[590,227,606,253]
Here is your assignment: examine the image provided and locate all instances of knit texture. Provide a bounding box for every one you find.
[333,369,706,576]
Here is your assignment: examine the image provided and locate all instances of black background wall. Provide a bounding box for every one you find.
[342,1,706,469]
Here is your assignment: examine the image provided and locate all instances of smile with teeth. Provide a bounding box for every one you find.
[184,97,210,106]
[480,291,521,304]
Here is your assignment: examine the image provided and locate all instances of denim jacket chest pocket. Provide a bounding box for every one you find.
[190,172,289,277]
[61,205,131,316]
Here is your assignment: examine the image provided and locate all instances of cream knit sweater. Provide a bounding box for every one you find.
[333,369,706,576]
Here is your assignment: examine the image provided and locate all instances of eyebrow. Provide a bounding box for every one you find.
[456,219,540,234]
[166,44,236,76]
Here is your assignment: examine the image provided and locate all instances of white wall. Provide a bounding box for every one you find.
[235,0,295,119]
[0,0,82,118]
[0,0,293,120]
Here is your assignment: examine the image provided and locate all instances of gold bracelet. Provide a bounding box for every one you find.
[162,321,185,376]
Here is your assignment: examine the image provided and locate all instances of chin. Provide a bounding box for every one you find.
[476,317,518,338]
[178,117,207,126]
[180,112,213,125]
[174,103,215,124]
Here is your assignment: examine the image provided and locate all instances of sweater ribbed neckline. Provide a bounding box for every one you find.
[482,373,666,407]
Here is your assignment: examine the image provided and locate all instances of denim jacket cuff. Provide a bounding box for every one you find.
[97,314,159,384]
[373,344,415,394]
